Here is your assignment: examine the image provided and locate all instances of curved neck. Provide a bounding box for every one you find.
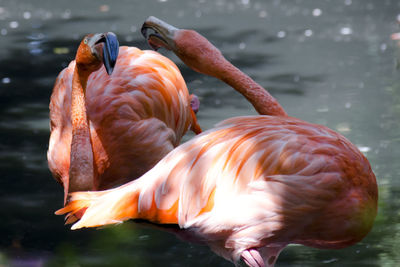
[214,57,287,116]
[68,65,95,195]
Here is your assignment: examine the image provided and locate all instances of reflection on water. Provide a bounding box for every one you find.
[1,0,400,266]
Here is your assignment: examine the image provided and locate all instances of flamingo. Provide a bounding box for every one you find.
[48,30,201,205]
[56,18,378,267]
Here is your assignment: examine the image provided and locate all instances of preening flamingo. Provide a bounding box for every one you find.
[48,31,201,205]
[56,18,378,267]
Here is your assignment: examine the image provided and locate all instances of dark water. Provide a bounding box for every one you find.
[1,0,400,266]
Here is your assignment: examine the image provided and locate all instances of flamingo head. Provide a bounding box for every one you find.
[75,32,119,75]
[141,16,225,77]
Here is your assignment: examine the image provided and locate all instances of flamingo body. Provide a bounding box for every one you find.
[57,20,378,267]
[48,46,199,195]
[58,116,377,266]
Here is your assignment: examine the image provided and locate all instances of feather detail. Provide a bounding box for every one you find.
[56,182,140,229]
[48,46,201,203]
[57,116,377,266]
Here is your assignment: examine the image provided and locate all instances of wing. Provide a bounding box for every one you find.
[139,116,345,225]
[136,116,376,247]
[48,65,73,185]
[59,116,376,256]
[85,47,196,187]
[48,46,198,191]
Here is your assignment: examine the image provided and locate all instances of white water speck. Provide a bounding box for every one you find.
[28,33,45,40]
[337,122,351,133]
[277,30,286,38]
[322,258,338,264]
[2,77,11,84]
[9,21,19,29]
[340,27,352,35]
[345,102,351,109]
[380,43,387,52]
[29,48,43,55]
[1,28,7,35]
[239,42,246,50]
[312,8,322,17]
[344,0,352,6]
[130,25,137,32]
[23,11,31,19]
[358,146,371,153]
[304,29,313,37]
[259,10,267,18]
[241,0,250,5]
[317,107,329,113]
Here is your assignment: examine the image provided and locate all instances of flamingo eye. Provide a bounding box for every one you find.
[84,38,88,44]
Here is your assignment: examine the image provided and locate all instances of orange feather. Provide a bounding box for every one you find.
[48,45,201,204]
[57,20,378,267]
[57,116,377,266]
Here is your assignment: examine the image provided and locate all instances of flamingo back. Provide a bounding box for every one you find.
[59,116,377,265]
[48,46,195,191]
[133,115,377,261]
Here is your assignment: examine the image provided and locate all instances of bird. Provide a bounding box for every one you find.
[48,30,202,205]
[56,17,378,267]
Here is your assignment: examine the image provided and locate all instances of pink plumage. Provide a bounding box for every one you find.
[48,45,200,203]
[57,116,377,266]
[56,20,378,267]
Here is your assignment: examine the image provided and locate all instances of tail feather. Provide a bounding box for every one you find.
[55,186,139,230]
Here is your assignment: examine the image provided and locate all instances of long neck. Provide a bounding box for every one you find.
[68,65,95,195]
[215,57,287,116]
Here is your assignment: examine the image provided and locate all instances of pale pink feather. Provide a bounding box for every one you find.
[58,116,377,266]
[48,46,197,192]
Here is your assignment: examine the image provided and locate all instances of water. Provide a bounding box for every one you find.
[1,0,399,266]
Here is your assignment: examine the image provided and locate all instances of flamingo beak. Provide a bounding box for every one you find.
[90,32,119,75]
[100,32,119,75]
[141,16,178,51]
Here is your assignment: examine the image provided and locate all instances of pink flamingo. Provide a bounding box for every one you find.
[56,18,378,267]
[48,31,201,205]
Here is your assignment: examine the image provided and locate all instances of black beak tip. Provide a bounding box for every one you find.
[105,66,114,75]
